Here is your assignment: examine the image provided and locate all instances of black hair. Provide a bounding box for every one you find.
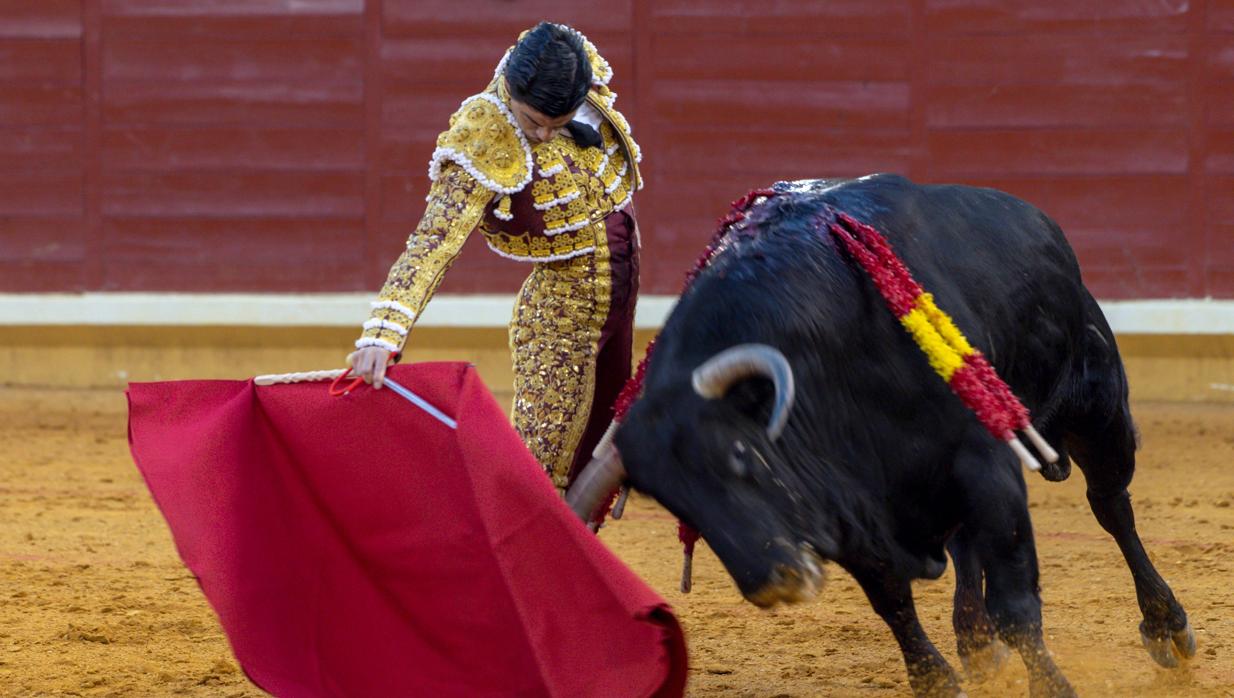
[504,22,592,117]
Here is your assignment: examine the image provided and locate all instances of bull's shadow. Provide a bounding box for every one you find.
[569,174,1195,697]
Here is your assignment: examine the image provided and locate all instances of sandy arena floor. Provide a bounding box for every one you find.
[1,386,1232,697]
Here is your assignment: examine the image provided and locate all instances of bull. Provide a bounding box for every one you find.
[568,175,1195,696]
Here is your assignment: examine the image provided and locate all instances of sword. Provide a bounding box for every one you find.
[254,369,457,430]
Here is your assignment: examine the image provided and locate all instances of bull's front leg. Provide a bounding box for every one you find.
[851,568,962,697]
[961,467,1076,697]
[948,529,1009,681]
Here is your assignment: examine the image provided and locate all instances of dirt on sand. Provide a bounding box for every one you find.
[1,386,1232,697]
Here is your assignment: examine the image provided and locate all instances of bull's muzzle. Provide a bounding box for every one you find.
[743,542,826,608]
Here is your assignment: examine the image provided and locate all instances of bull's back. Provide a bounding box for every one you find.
[790,174,1094,415]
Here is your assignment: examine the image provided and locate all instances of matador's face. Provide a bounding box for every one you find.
[508,97,577,145]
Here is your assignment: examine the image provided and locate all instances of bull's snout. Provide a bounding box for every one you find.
[743,541,825,608]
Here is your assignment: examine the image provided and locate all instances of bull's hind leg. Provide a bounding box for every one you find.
[1064,309,1194,667]
[1065,406,1195,667]
[947,530,1009,681]
[851,570,962,697]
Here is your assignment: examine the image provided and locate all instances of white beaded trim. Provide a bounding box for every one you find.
[486,239,596,263]
[594,150,611,179]
[354,337,401,352]
[563,26,612,86]
[539,162,565,178]
[370,299,416,320]
[363,318,409,336]
[493,49,511,81]
[613,186,633,212]
[545,217,592,236]
[605,161,628,195]
[533,189,581,211]
[427,93,533,196]
[492,205,514,221]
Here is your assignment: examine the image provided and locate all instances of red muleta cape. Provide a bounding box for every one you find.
[127,362,686,697]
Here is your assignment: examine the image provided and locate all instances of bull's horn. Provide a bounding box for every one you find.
[691,343,796,440]
[565,449,627,523]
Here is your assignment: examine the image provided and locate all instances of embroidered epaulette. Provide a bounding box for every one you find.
[429,93,533,195]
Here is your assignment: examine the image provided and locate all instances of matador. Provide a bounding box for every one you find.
[351,23,642,492]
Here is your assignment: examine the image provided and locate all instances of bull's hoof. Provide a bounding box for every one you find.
[1037,457,1071,482]
[907,671,965,698]
[1029,673,1076,698]
[960,640,1009,682]
[1140,619,1197,668]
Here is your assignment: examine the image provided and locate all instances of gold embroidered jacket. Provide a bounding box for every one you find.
[357,30,641,354]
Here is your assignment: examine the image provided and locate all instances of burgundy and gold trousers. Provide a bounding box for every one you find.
[509,210,639,491]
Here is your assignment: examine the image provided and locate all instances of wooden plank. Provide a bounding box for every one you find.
[102,172,364,217]
[1210,42,1234,80]
[1187,4,1209,298]
[1210,176,1234,224]
[0,215,88,289]
[955,175,1190,232]
[383,1,631,37]
[908,0,929,180]
[101,217,367,291]
[0,217,86,261]
[653,79,911,131]
[379,173,432,223]
[364,0,384,288]
[381,32,634,88]
[1208,265,1234,298]
[102,128,365,171]
[926,84,1187,128]
[1078,267,1191,300]
[655,129,912,178]
[104,38,363,85]
[925,0,1190,34]
[1209,82,1234,126]
[0,128,83,171]
[83,0,104,289]
[928,130,1188,177]
[1209,0,1234,31]
[1070,230,1191,272]
[0,0,82,39]
[1207,222,1234,266]
[0,261,90,292]
[1209,130,1234,173]
[0,86,82,126]
[650,35,909,82]
[0,172,83,216]
[102,0,363,38]
[103,82,363,127]
[649,0,912,35]
[927,34,1187,85]
[380,85,472,168]
[0,39,81,83]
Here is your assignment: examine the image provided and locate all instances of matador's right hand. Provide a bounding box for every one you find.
[348,347,394,390]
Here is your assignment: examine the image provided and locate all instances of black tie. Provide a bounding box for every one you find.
[566,121,603,149]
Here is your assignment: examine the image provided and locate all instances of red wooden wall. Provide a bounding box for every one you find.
[2,0,1231,298]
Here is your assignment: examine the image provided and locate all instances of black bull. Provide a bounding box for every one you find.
[568,175,1195,696]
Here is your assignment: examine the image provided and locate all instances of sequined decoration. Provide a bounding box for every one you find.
[509,219,613,489]
[358,164,493,352]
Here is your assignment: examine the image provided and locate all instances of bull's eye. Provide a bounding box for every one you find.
[729,440,750,479]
